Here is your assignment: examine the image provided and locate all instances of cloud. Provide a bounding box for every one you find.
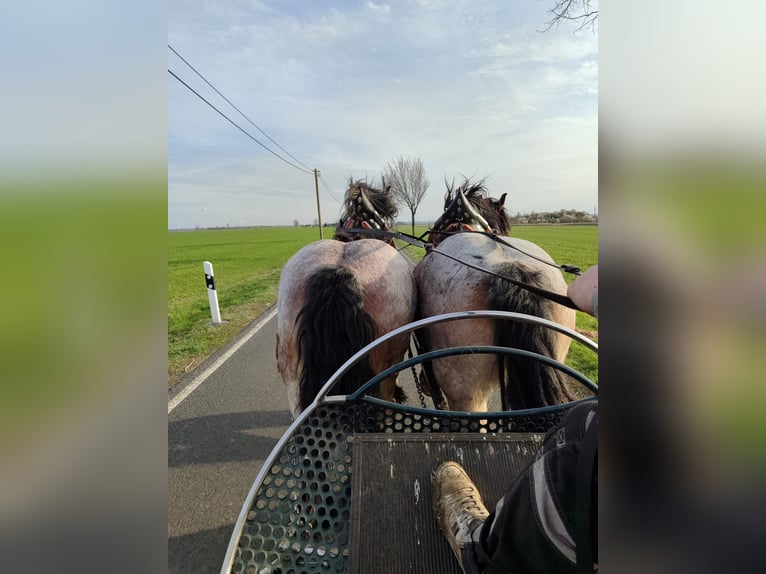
[366,1,390,13]
[168,1,598,227]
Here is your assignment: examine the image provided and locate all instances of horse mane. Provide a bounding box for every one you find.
[340,178,399,230]
[442,177,511,236]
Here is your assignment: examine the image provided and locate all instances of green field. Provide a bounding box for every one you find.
[168,226,322,385]
[168,224,598,387]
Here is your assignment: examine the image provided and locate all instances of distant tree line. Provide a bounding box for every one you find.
[324,209,597,227]
[511,209,597,224]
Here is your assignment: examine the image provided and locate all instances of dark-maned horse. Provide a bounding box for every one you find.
[414,178,576,412]
[276,179,416,418]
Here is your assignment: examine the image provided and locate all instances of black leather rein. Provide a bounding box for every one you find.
[342,227,583,311]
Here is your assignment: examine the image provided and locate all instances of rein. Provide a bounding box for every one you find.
[344,227,583,311]
[429,228,582,275]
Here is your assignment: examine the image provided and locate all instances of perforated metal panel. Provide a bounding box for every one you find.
[231,406,355,574]
[348,433,544,573]
[227,399,584,573]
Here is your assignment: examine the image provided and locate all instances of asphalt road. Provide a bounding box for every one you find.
[168,305,292,574]
[166,306,507,573]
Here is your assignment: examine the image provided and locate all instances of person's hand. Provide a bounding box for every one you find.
[568,265,598,316]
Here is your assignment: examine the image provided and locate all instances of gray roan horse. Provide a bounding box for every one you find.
[414,179,576,412]
[276,179,416,419]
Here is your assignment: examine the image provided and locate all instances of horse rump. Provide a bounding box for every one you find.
[488,263,575,410]
[296,266,377,410]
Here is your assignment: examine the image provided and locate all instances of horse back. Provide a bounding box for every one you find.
[276,239,416,415]
[414,233,576,410]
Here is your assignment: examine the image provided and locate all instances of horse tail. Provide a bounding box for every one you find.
[296,266,377,410]
[488,263,576,410]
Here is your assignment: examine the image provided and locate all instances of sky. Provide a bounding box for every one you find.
[168,0,598,230]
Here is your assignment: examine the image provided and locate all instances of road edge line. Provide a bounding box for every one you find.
[168,307,278,414]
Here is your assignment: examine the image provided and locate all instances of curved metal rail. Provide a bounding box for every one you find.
[348,344,598,400]
[314,310,596,406]
[221,311,598,573]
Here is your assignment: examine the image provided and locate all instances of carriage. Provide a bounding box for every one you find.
[221,179,598,573]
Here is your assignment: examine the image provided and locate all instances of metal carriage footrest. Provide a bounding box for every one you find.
[223,398,589,574]
[349,432,544,573]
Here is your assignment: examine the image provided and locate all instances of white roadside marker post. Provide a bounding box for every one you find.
[203,261,222,325]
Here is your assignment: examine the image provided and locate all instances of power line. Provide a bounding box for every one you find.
[168,68,313,175]
[318,172,341,203]
[168,44,313,172]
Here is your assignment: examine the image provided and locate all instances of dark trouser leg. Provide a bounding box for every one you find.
[466,401,598,574]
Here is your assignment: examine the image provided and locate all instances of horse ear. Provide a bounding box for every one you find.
[498,193,507,209]
[385,184,391,193]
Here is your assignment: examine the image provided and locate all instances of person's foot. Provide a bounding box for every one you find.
[432,461,489,572]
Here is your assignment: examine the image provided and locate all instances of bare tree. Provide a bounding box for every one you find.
[541,0,598,32]
[382,155,430,235]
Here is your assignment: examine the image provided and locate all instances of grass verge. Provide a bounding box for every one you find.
[168,224,598,387]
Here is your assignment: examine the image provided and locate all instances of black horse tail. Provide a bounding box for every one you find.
[488,263,575,410]
[296,266,377,410]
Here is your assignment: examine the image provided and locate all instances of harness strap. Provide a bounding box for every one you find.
[343,227,582,311]
[488,232,581,275]
[430,248,581,311]
[343,227,431,249]
[410,329,448,410]
[429,187,493,243]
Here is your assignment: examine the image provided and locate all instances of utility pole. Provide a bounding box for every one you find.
[314,168,323,239]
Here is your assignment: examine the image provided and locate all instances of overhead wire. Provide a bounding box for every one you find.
[170,46,313,173]
[168,45,353,228]
[168,68,313,175]
[169,44,313,172]
[318,172,341,203]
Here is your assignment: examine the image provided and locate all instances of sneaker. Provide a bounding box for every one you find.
[432,461,489,572]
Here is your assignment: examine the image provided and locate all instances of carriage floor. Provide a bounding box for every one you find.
[348,433,543,573]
